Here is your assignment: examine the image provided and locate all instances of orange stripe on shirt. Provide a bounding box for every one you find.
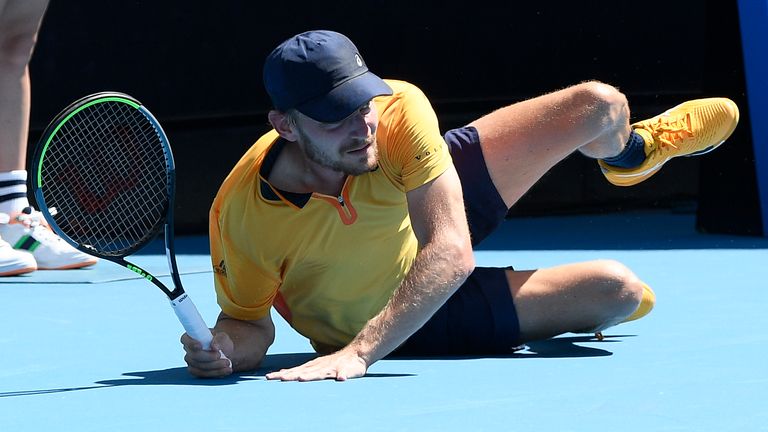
[272,291,292,323]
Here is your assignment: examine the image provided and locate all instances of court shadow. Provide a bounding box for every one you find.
[515,334,631,358]
[0,352,414,398]
[0,367,258,398]
[1,338,624,399]
[389,334,630,361]
[94,367,258,386]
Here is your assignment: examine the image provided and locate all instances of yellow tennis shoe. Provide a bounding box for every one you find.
[599,98,739,186]
[622,282,656,323]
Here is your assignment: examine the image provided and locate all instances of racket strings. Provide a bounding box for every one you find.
[40,101,170,256]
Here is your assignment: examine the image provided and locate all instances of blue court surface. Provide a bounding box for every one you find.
[1,212,766,431]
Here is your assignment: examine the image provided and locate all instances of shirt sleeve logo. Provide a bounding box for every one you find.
[414,146,442,161]
[213,260,227,276]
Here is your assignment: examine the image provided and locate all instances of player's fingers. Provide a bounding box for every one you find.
[265,370,285,380]
[298,369,337,382]
[184,348,227,364]
[180,333,202,351]
[266,365,330,382]
[209,332,234,353]
[266,368,297,381]
[185,354,232,371]
[334,358,366,381]
[187,363,232,378]
[182,342,214,356]
[335,368,349,382]
[335,365,365,381]
[293,365,324,382]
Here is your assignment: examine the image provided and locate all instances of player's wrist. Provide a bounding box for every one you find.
[346,340,376,366]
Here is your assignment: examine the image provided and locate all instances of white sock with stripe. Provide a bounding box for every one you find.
[0,170,31,214]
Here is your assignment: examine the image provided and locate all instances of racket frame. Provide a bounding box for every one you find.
[30,92,216,349]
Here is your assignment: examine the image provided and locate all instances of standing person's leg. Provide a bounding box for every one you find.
[0,0,96,273]
[0,0,48,276]
[0,0,47,174]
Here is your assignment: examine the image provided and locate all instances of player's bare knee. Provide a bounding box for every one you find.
[591,259,643,317]
[573,81,628,130]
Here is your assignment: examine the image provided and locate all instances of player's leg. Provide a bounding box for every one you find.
[444,81,635,245]
[390,262,654,356]
[469,81,631,209]
[506,262,653,342]
[470,81,740,205]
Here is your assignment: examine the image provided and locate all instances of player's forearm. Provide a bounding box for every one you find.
[215,313,275,372]
[347,236,475,365]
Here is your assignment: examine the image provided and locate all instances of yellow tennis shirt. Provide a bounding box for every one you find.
[210,80,452,349]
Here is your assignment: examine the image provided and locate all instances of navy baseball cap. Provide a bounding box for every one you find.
[263,30,393,123]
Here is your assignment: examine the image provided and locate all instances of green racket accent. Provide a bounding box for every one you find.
[36,97,141,188]
[126,263,155,281]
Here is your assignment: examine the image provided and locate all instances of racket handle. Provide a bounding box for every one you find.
[170,293,232,369]
[170,293,214,349]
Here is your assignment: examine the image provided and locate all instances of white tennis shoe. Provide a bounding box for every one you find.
[0,207,97,270]
[0,234,37,276]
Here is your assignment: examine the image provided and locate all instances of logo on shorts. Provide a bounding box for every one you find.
[355,54,363,67]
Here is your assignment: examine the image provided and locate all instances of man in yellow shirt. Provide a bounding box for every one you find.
[182,30,739,380]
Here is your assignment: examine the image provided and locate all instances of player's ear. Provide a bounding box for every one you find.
[268,110,299,142]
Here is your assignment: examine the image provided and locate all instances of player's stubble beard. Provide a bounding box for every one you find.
[295,127,379,176]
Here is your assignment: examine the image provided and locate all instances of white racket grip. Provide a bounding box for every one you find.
[171,293,213,348]
[170,294,231,367]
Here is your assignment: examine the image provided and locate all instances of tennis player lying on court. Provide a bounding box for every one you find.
[181,30,739,380]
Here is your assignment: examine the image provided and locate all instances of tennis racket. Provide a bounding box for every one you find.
[31,92,219,352]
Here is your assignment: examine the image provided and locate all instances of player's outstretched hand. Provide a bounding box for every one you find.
[182,331,234,378]
[265,348,367,382]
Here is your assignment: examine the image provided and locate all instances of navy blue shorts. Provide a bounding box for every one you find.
[391,126,521,356]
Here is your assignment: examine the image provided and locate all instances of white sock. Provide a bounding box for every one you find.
[0,170,30,214]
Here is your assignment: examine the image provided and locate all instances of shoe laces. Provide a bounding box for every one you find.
[11,207,62,244]
[639,113,694,151]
